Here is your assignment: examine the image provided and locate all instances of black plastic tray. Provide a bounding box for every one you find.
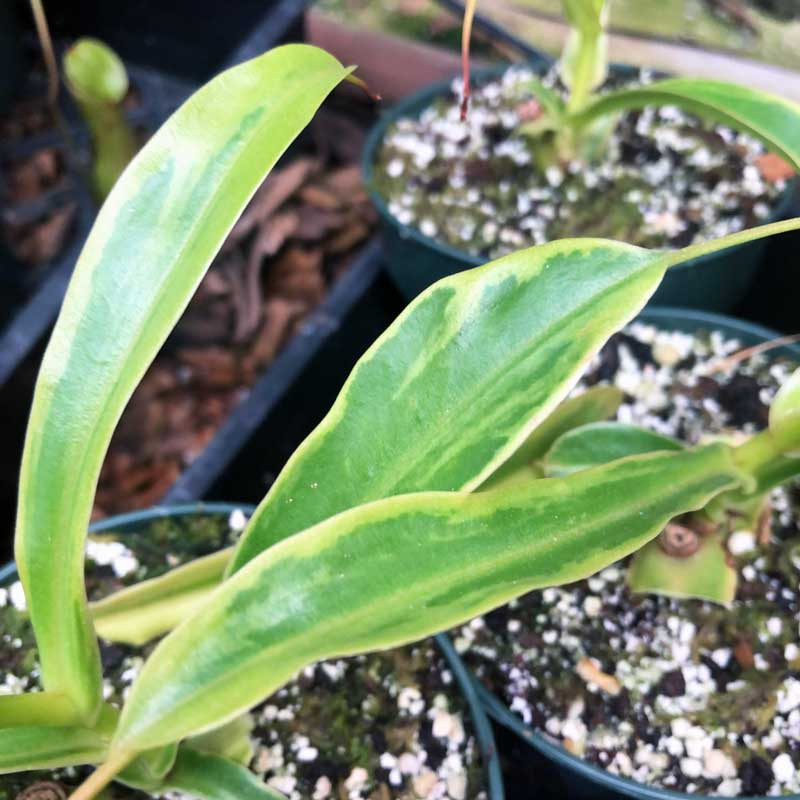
[0,0,311,391]
[0,63,194,390]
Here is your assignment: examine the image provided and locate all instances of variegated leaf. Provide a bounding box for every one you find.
[114,444,744,753]
[14,44,352,723]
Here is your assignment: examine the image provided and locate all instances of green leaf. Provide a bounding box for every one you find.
[479,386,623,490]
[229,242,666,574]
[0,725,108,774]
[543,422,683,477]
[0,705,116,774]
[229,219,800,576]
[0,691,85,728]
[63,37,138,201]
[627,533,737,605]
[188,715,255,766]
[14,43,352,725]
[752,455,800,493]
[770,367,800,455]
[518,74,566,121]
[91,548,231,645]
[562,0,607,33]
[572,78,800,168]
[164,748,286,800]
[117,743,179,792]
[113,444,744,753]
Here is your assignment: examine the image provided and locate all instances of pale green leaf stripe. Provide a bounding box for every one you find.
[91,547,231,645]
[0,704,118,773]
[544,421,682,477]
[229,239,668,573]
[116,444,743,751]
[0,691,84,728]
[572,78,800,168]
[14,44,352,723]
[0,725,108,774]
[164,748,286,800]
[770,367,800,455]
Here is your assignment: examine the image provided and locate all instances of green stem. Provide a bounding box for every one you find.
[566,31,603,114]
[663,217,800,267]
[69,750,135,800]
[733,429,786,475]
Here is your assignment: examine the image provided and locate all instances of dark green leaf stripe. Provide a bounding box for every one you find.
[116,444,744,751]
[229,239,667,572]
[544,421,683,477]
[14,44,351,723]
[573,78,800,168]
[480,385,623,490]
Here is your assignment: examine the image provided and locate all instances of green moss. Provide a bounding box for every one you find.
[545,175,656,245]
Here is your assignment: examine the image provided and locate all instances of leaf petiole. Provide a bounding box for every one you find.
[68,750,135,800]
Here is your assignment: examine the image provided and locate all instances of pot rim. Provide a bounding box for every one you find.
[440,307,800,800]
[0,502,505,800]
[362,63,798,277]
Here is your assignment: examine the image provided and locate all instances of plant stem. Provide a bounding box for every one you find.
[27,0,85,184]
[663,217,800,268]
[68,751,134,800]
[29,0,58,110]
[733,429,784,475]
[565,31,602,114]
[460,0,477,119]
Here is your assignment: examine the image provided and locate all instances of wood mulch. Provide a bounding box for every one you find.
[93,149,377,516]
[1,146,77,268]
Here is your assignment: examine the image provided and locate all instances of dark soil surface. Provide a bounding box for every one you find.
[373,65,791,261]
[0,511,486,800]
[451,321,800,796]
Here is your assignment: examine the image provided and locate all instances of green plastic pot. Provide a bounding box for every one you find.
[0,503,505,800]
[362,66,798,309]
[439,307,800,800]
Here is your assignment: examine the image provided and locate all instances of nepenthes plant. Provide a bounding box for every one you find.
[1,42,800,800]
[459,0,800,169]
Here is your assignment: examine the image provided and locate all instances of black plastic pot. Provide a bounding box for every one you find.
[436,307,800,800]
[362,67,797,309]
[0,502,504,800]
